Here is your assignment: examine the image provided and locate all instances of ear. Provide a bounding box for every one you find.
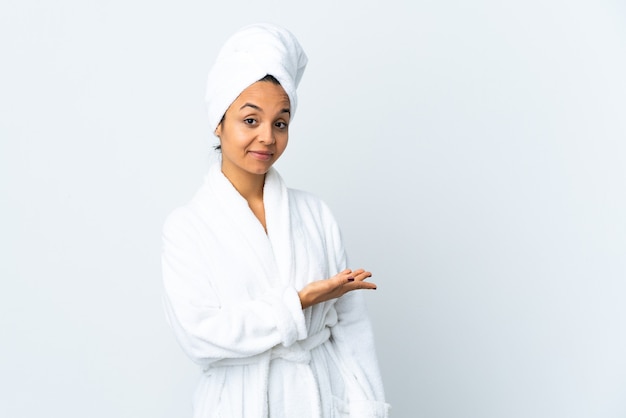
[214,123,221,138]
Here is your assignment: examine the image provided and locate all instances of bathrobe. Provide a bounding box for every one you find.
[162,163,389,418]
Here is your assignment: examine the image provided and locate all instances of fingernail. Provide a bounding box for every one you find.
[347,277,355,282]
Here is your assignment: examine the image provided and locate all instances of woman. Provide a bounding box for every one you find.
[162,23,389,418]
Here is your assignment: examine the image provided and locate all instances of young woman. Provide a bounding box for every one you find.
[162,23,389,418]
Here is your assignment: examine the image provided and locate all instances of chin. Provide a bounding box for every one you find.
[248,165,273,175]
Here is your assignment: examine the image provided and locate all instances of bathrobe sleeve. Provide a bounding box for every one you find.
[161,207,307,367]
[323,205,390,416]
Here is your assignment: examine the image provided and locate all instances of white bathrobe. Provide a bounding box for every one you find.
[162,163,389,418]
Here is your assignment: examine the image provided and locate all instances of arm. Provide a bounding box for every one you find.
[322,205,390,416]
[161,208,307,367]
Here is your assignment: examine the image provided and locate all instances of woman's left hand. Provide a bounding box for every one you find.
[298,268,376,309]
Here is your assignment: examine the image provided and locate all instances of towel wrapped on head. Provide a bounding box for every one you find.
[205,23,308,134]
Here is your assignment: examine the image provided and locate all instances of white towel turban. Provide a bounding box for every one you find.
[205,23,308,134]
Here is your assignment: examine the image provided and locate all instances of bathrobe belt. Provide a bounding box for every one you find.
[207,327,331,369]
[196,328,330,417]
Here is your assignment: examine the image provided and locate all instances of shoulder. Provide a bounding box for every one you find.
[162,205,201,240]
[162,173,219,238]
[163,177,216,238]
[288,188,347,266]
[288,188,336,219]
[287,188,342,240]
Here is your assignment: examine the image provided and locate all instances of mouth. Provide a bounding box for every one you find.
[248,150,274,161]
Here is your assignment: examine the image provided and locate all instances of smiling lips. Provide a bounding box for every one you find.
[248,150,273,161]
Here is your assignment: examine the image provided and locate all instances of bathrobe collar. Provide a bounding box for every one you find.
[194,163,296,289]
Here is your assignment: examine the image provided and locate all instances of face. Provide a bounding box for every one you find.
[215,81,290,181]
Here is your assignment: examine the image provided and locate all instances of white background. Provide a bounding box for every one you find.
[2,1,626,417]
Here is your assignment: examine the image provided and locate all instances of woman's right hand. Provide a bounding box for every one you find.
[298,269,377,309]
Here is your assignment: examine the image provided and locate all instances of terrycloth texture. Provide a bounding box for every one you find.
[162,163,389,418]
[205,23,308,134]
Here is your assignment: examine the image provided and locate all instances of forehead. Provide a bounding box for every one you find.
[231,81,290,109]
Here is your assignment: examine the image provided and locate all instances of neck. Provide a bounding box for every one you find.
[221,165,266,202]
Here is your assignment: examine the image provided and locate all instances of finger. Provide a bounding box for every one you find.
[345,280,377,291]
[333,273,354,286]
[342,274,355,285]
[352,270,372,281]
[337,269,354,283]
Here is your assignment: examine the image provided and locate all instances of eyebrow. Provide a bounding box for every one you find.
[239,103,290,114]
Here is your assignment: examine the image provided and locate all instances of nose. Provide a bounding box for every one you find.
[258,123,275,145]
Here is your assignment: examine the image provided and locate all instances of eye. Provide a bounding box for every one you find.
[275,121,288,129]
[244,118,256,125]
